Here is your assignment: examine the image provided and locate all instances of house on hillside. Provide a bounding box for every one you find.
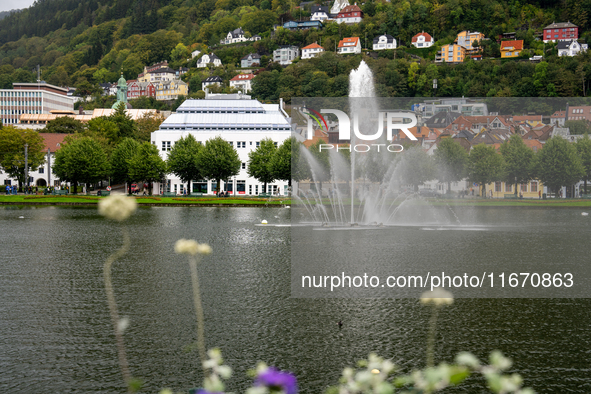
[500,40,523,58]
[455,30,485,54]
[302,42,324,59]
[127,80,156,99]
[230,74,255,93]
[282,20,323,30]
[411,32,434,48]
[221,28,248,45]
[557,39,588,56]
[372,34,396,50]
[338,37,361,54]
[335,4,363,24]
[310,5,330,21]
[155,79,188,101]
[543,21,578,43]
[435,44,466,63]
[197,53,223,68]
[273,46,299,65]
[241,53,262,68]
[202,76,223,91]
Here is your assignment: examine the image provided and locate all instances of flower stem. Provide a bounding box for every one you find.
[189,256,208,377]
[426,305,439,368]
[103,227,132,391]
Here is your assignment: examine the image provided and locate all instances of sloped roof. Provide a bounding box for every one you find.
[373,34,394,44]
[338,4,362,13]
[500,40,524,50]
[230,74,255,81]
[303,43,324,50]
[39,133,67,152]
[338,37,360,47]
[557,39,579,49]
[544,21,578,30]
[241,53,261,60]
[204,76,223,83]
[412,32,433,42]
[148,67,175,74]
[311,5,329,13]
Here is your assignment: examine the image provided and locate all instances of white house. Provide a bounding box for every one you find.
[202,76,223,91]
[301,43,325,59]
[151,96,292,195]
[221,28,248,45]
[191,50,201,59]
[197,53,223,68]
[273,46,299,65]
[372,34,396,50]
[338,37,361,54]
[310,5,330,21]
[557,39,588,57]
[229,74,255,93]
[411,31,434,48]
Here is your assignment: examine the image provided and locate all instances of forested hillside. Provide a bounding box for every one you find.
[1,0,590,102]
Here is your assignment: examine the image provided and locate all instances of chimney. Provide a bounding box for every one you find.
[79,106,84,115]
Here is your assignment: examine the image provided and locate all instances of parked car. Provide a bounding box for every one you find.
[131,184,139,193]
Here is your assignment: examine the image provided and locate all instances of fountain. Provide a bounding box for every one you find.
[292,61,462,228]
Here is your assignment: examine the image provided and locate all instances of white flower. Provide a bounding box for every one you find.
[98,195,137,221]
[420,287,454,306]
[174,239,212,256]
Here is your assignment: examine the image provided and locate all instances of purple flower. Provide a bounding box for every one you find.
[194,390,223,394]
[255,367,298,394]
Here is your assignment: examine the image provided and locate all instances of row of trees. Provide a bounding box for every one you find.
[295,135,591,198]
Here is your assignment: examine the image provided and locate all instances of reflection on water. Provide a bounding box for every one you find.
[0,206,590,393]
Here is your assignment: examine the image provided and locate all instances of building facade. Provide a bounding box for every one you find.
[151,96,292,195]
[197,53,223,68]
[435,44,466,63]
[500,40,523,58]
[202,76,223,91]
[372,34,396,50]
[301,43,325,59]
[338,37,361,54]
[557,39,588,56]
[273,46,299,65]
[127,81,156,100]
[543,21,578,43]
[155,79,188,101]
[241,53,262,68]
[229,74,255,93]
[310,5,330,21]
[1,83,74,126]
[455,30,484,54]
[411,32,434,48]
[335,4,363,24]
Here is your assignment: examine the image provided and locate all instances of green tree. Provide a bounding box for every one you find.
[44,117,85,134]
[0,127,46,191]
[434,138,468,194]
[52,136,110,194]
[467,144,505,197]
[397,146,435,192]
[109,102,138,143]
[167,134,203,193]
[248,138,277,192]
[535,137,584,197]
[135,112,164,142]
[110,138,141,194]
[128,142,167,195]
[499,134,534,195]
[576,134,591,194]
[564,120,591,135]
[270,137,292,187]
[197,136,240,193]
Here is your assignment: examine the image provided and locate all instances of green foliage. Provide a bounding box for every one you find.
[110,138,141,187]
[534,137,585,194]
[270,137,292,185]
[52,136,110,194]
[564,120,591,135]
[576,134,591,191]
[397,146,436,191]
[167,134,203,191]
[499,134,534,194]
[434,138,468,191]
[128,142,167,195]
[197,136,241,192]
[44,116,85,134]
[0,127,46,189]
[247,138,277,188]
[468,144,505,197]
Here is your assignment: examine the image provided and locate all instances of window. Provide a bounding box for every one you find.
[162,141,171,151]
[237,180,246,193]
[495,182,502,192]
[530,181,538,192]
[521,183,528,192]
[505,183,512,192]
[256,141,260,147]
[241,162,246,169]
[39,167,44,174]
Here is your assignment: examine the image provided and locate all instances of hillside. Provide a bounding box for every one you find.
[0,0,590,103]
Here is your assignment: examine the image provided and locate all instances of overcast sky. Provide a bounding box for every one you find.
[0,0,37,13]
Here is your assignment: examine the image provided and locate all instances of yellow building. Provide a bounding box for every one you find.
[481,180,544,199]
[500,40,523,58]
[435,44,466,63]
[455,30,485,54]
[155,79,188,101]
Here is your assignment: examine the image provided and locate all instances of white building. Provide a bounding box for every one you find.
[338,37,361,54]
[229,74,255,93]
[301,43,325,59]
[0,83,75,126]
[196,53,223,68]
[557,39,588,57]
[202,76,223,91]
[191,50,201,59]
[310,5,330,21]
[372,34,396,50]
[411,31,434,48]
[273,45,299,65]
[151,96,292,195]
